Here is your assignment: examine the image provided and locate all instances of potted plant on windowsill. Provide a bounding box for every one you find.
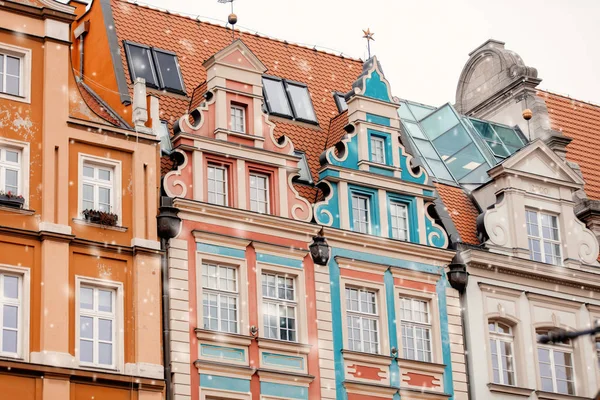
[0,191,25,209]
[82,209,119,227]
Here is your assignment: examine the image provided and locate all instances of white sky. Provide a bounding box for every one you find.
[123,0,599,106]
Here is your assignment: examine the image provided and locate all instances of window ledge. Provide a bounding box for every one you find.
[342,349,392,366]
[214,127,265,142]
[0,91,29,104]
[257,368,314,384]
[358,160,400,172]
[0,205,35,215]
[535,390,588,400]
[487,383,534,397]
[195,328,254,347]
[256,337,311,355]
[72,218,128,232]
[396,357,446,375]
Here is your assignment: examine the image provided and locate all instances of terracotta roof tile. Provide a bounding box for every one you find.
[110,0,363,185]
[538,91,600,200]
[76,82,124,127]
[435,183,480,245]
[326,110,348,149]
[189,81,208,112]
[161,155,174,176]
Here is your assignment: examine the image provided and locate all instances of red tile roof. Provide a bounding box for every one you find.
[110,0,363,183]
[538,90,600,200]
[76,82,124,127]
[435,183,480,245]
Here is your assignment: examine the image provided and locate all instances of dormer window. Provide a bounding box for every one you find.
[124,41,185,94]
[351,194,370,234]
[230,105,246,133]
[526,210,562,265]
[370,136,386,164]
[262,76,317,124]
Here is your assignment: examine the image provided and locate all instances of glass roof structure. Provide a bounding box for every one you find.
[398,100,528,185]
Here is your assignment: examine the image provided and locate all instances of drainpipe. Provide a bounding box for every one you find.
[446,252,473,400]
[157,197,182,400]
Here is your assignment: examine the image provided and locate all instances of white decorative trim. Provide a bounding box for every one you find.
[0,42,32,104]
[38,222,72,235]
[424,201,448,249]
[164,149,189,198]
[124,362,164,379]
[287,173,312,222]
[74,276,125,373]
[131,238,161,250]
[313,181,335,226]
[30,351,76,368]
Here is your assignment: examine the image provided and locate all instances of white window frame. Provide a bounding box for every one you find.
[526,210,562,265]
[0,43,31,103]
[0,138,29,209]
[0,265,30,361]
[345,287,379,354]
[249,173,270,214]
[370,136,386,164]
[78,154,122,223]
[230,105,246,133]
[390,202,409,241]
[536,330,575,395]
[399,297,432,362]
[261,272,297,342]
[201,263,239,334]
[207,165,228,206]
[488,320,516,386]
[351,194,371,234]
[75,276,124,371]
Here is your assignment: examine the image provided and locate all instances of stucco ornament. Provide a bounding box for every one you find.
[163,150,189,198]
[481,194,509,247]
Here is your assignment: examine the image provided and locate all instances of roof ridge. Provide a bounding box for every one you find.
[538,89,600,109]
[120,0,364,64]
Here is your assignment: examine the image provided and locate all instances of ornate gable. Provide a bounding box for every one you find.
[314,56,448,248]
[474,140,598,265]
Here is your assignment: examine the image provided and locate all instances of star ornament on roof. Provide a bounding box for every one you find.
[362,28,375,58]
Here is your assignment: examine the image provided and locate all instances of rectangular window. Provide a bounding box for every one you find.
[81,162,114,214]
[207,165,228,206]
[370,136,386,164]
[152,48,185,93]
[262,273,296,342]
[346,287,379,354]
[526,210,562,265]
[249,173,269,214]
[399,297,432,362]
[351,194,370,234]
[124,42,185,93]
[201,263,238,333]
[489,321,515,386]
[536,330,574,395]
[262,76,317,124]
[0,146,21,195]
[0,273,20,356]
[390,202,409,241]
[0,53,20,96]
[78,285,116,368]
[230,105,246,133]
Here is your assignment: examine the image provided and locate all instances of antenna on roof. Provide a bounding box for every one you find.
[362,28,374,59]
[218,0,237,42]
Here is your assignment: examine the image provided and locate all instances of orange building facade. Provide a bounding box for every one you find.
[0,0,164,399]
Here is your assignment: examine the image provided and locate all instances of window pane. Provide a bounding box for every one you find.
[154,51,184,92]
[3,276,18,299]
[5,169,18,192]
[286,83,316,122]
[404,121,426,139]
[2,330,17,353]
[263,78,292,116]
[99,187,111,205]
[407,103,435,120]
[99,342,112,365]
[98,169,111,181]
[492,124,524,148]
[83,166,94,178]
[158,121,172,153]
[5,150,18,163]
[3,305,17,329]
[420,106,460,140]
[398,102,415,121]
[80,287,93,309]
[6,56,19,76]
[99,290,112,313]
[83,184,94,203]
[80,316,93,339]
[433,125,472,160]
[126,44,157,86]
[446,143,488,180]
[80,339,93,363]
[99,319,112,341]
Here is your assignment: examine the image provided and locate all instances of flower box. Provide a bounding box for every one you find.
[0,193,25,209]
[82,209,119,227]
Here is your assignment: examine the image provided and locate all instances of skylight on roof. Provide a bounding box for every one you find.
[262,76,318,124]
[468,118,526,158]
[124,41,185,94]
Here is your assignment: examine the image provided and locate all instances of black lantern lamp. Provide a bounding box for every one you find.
[447,252,469,293]
[310,232,330,266]
[157,197,182,240]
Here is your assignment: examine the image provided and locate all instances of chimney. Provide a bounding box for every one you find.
[132,78,152,134]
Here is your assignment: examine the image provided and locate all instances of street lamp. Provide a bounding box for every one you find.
[447,252,469,293]
[310,233,330,266]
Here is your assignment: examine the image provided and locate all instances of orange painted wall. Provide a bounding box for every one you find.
[0,373,39,399]
[71,383,139,400]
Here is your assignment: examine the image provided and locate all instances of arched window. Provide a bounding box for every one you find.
[536,328,575,395]
[488,321,515,385]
